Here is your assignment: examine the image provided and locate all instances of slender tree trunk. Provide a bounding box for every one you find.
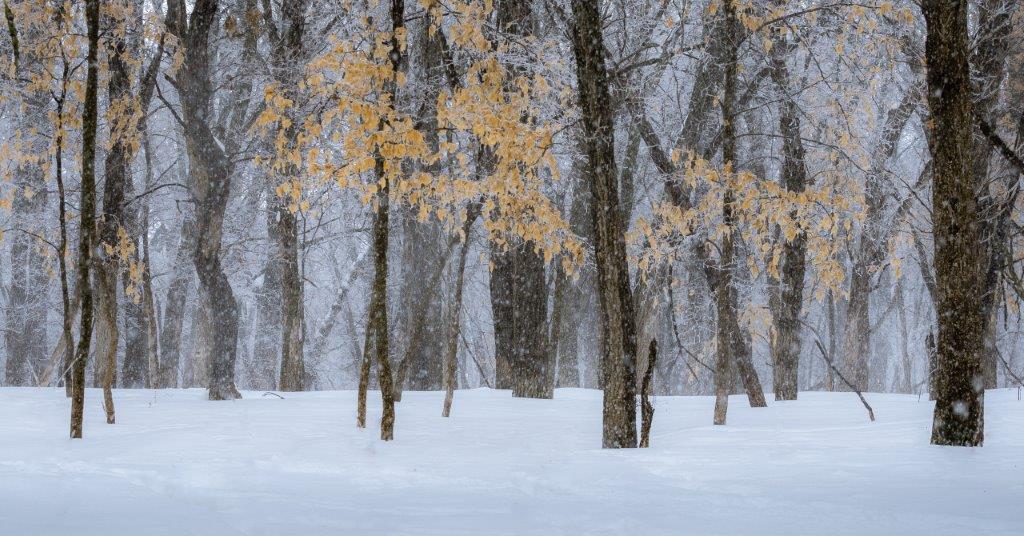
[639,340,657,448]
[140,132,161,387]
[252,202,283,390]
[570,0,638,448]
[443,209,477,417]
[157,213,195,388]
[714,0,764,423]
[923,0,985,446]
[53,62,74,397]
[361,0,405,440]
[895,281,913,393]
[94,14,133,425]
[70,0,100,438]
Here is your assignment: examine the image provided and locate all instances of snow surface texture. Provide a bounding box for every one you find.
[1,387,1021,535]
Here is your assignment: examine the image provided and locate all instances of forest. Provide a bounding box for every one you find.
[1,0,1022,533]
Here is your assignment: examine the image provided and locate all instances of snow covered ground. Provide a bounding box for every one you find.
[1,387,1021,535]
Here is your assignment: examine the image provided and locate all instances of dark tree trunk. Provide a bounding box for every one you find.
[169,0,241,400]
[923,0,985,447]
[570,0,638,448]
[486,0,552,398]
[361,0,405,440]
[714,1,765,424]
[70,0,100,438]
[489,244,515,390]
[271,0,309,393]
[99,23,131,397]
[277,207,305,391]
[639,340,657,448]
[768,25,808,401]
[493,241,553,399]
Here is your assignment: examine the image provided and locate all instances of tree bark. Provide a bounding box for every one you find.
[570,0,638,448]
[70,0,100,438]
[361,0,406,440]
[639,340,657,448]
[96,14,131,411]
[270,0,309,393]
[923,0,985,447]
[169,0,241,400]
[714,0,765,423]
[443,208,477,417]
[252,200,283,390]
[768,24,808,401]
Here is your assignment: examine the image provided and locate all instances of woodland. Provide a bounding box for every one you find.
[0,0,1022,496]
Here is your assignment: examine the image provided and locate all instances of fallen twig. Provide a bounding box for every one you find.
[813,340,875,422]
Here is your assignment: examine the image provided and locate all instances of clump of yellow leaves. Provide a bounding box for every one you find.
[633,152,853,301]
[101,226,145,303]
[254,0,581,272]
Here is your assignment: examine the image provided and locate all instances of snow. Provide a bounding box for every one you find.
[1,387,1022,535]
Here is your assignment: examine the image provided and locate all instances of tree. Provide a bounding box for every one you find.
[166,0,242,400]
[767,10,809,401]
[70,0,100,439]
[266,0,309,392]
[922,0,985,447]
[569,0,638,448]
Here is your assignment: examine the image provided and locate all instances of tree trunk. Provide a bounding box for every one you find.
[271,0,309,393]
[94,271,117,423]
[443,208,477,417]
[157,211,195,388]
[840,88,920,391]
[70,0,100,438]
[50,56,74,396]
[252,201,283,390]
[361,0,406,441]
[714,1,765,423]
[768,26,808,401]
[98,19,131,402]
[923,0,985,447]
[170,0,241,400]
[570,0,638,448]
[639,340,657,448]
[278,207,305,391]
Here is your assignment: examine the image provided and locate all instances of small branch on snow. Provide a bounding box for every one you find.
[262,392,284,399]
[813,340,875,422]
